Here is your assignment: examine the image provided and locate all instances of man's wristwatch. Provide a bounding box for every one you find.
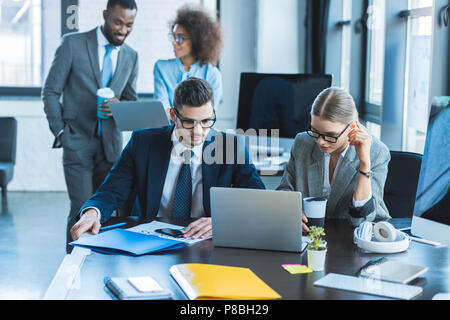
[358,169,372,178]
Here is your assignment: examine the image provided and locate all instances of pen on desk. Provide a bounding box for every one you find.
[100,222,127,232]
[355,257,388,276]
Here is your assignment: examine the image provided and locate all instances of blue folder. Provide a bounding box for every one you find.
[70,229,185,256]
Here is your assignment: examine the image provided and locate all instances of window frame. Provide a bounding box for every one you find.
[0,0,44,94]
[401,2,434,153]
[325,0,368,118]
[363,0,387,125]
[367,0,449,151]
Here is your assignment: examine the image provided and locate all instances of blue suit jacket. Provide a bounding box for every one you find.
[81,125,265,221]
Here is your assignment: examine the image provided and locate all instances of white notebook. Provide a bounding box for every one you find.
[314,273,423,300]
[104,276,173,300]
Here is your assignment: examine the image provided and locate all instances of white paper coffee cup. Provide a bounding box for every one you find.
[303,197,327,228]
[96,88,115,119]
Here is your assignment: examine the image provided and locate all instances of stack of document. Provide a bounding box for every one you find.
[70,229,184,256]
[70,221,209,256]
[127,221,211,245]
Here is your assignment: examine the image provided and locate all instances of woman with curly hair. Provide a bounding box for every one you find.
[154,6,223,112]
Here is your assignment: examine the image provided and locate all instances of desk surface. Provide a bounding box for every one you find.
[45,218,449,300]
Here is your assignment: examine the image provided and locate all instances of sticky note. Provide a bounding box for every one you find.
[282,264,313,274]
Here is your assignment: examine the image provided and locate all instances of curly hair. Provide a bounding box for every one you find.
[170,5,223,66]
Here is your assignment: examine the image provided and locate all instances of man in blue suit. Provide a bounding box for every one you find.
[71,77,265,241]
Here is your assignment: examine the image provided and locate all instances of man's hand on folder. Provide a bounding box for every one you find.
[71,209,101,241]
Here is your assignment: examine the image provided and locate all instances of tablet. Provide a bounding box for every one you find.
[109,101,170,131]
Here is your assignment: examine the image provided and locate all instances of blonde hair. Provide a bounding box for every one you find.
[311,87,358,124]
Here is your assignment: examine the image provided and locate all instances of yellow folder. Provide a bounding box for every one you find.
[169,263,282,300]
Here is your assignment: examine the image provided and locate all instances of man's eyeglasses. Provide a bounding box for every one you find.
[169,33,191,44]
[173,108,216,129]
[306,123,352,143]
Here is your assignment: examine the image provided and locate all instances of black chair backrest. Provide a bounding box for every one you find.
[0,117,17,164]
[384,151,422,218]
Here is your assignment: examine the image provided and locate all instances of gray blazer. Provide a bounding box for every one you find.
[277,132,391,226]
[42,28,139,162]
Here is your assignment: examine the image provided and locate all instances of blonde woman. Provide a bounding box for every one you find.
[277,87,391,233]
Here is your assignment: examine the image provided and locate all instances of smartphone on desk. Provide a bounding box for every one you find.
[155,228,184,238]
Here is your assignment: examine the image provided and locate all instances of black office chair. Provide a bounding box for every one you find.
[383,151,422,218]
[0,117,17,202]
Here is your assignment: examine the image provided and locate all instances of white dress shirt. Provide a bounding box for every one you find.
[157,130,205,218]
[322,145,372,207]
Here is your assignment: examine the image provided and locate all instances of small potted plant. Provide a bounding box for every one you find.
[306,226,327,272]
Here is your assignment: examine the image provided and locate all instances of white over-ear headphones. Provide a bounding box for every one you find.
[353,221,410,254]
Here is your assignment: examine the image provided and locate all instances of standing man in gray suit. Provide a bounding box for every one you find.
[42,0,139,252]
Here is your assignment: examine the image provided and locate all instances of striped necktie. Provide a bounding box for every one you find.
[171,150,194,218]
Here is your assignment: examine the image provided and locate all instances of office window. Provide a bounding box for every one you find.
[409,0,433,9]
[340,0,352,92]
[78,0,201,94]
[341,0,352,91]
[366,0,386,105]
[364,0,385,139]
[0,0,42,86]
[403,0,433,154]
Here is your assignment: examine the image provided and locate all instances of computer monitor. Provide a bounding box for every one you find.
[236,73,332,138]
[411,97,450,247]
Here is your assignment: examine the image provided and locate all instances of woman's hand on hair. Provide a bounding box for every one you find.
[348,123,372,170]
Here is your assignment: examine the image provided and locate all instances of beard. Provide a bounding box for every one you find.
[103,25,126,46]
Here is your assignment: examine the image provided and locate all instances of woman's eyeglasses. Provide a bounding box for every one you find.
[169,33,191,44]
[306,123,352,143]
[173,108,216,129]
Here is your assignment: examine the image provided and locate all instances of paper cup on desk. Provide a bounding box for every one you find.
[97,88,115,119]
[303,197,327,228]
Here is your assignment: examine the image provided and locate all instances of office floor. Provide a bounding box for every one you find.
[0,192,68,299]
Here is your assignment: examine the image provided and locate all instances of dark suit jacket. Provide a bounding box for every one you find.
[81,126,266,221]
[42,28,139,162]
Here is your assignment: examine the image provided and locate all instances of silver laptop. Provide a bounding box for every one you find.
[210,187,306,252]
[109,101,170,131]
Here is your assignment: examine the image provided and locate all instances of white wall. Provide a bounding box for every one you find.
[256,0,304,73]
[0,99,132,191]
[0,99,65,191]
[215,0,258,131]
[42,0,61,83]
